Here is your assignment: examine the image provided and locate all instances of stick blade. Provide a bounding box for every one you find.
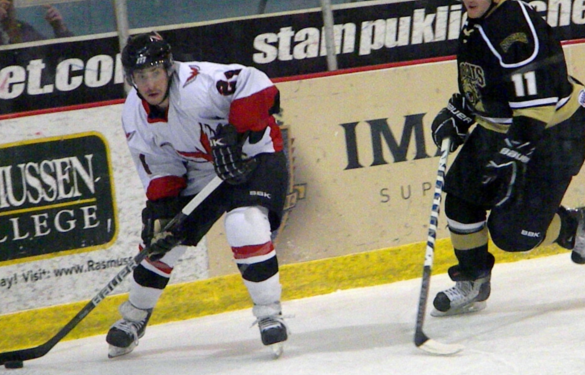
[417,338,464,356]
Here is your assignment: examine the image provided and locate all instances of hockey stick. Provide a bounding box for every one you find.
[414,138,464,355]
[0,176,223,366]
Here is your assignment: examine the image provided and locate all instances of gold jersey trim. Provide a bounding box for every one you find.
[477,82,584,133]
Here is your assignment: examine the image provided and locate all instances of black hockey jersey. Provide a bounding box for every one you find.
[457,0,584,137]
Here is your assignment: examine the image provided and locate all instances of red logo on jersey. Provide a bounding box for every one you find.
[176,125,213,162]
[183,65,200,88]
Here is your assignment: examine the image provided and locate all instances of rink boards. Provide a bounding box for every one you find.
[1,42,585,350]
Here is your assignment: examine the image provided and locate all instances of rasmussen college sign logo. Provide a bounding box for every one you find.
[0,132,117,262]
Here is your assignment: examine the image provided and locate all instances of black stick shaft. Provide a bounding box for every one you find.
[0,176,223,365]
[414,138,451,347]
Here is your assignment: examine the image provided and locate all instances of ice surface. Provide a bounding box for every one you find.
[8,253,585,375]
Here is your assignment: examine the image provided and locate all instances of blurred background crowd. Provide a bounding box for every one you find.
[2,0,370,45]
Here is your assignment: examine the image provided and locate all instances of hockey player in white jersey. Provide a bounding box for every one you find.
[106,32,289,358]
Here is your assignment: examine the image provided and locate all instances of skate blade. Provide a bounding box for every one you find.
[270,342,284,358]
[108,342,138,358]
[430,301,487,317]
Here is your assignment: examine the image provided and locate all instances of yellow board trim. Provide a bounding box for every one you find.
[0,239,566,351]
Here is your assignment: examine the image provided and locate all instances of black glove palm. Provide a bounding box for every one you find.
[148,230,181,261]
[141,198,183,261]
[431,93,475,152]
[482,138,535,207]
[211,124,257,185]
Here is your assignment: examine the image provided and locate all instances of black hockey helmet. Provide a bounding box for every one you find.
[121,31,173,85]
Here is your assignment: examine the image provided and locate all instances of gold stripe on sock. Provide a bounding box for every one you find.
[451,226,489,251]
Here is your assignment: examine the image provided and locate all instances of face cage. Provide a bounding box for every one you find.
[124,59,174,88]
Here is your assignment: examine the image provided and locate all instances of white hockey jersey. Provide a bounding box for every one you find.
[122,61,283,200]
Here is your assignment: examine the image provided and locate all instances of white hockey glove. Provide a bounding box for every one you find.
[482,138,535,207]
[431,93,475,152]
[211,124,258,185]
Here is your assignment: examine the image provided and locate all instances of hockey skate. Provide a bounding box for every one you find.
[569,208,585,264]
[431,266,491,317]
[253,303,289,358]
[556,206,585,264]
[106,301,152,358]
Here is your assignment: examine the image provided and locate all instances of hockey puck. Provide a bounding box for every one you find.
[4,361,24,369]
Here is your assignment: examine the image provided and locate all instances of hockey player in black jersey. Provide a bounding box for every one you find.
[430,0,585,316]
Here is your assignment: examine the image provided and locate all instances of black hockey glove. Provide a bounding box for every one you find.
[211,123,258,185]
[431,93,475,152]
[141,197,184,261]
[482,138,535,207]
[148,230,182,262]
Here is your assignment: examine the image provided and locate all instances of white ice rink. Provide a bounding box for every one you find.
[6,252,585,375]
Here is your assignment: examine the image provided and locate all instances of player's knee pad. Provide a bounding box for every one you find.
[238,256,278,282]
[132,245,188,290]
[488,220,541,252]
[133,263,171,289]
[224,206,271,247]
[225,206,278,282]
[148,244,188,268]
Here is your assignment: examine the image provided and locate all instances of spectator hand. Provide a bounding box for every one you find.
[43,5,67,33]
[431,93,475,152]
[482,138,534,207]
[0,0,10,21]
